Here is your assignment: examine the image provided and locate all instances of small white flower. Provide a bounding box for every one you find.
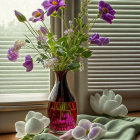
[15,111,50,138]
[72,119,106,140]
[90,89,128,117]
[46,58,58,69]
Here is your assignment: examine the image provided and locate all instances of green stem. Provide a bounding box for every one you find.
[57,14,68,30]
[27,21,38,36]
[24,22,36,38]
[25,35,42,55]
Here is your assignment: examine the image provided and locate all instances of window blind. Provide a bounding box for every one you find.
[0,22,50,94]
[88,0,140,97]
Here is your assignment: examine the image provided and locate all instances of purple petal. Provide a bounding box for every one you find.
[7,47,19,61]
[99,1,105,8]
[42,0,52,9]
[101,14,112,24]
[40,27,47,34]
[32,11,38,16]
[92,33,100,40]
[47,5,57,16]
[72,126,86,139]
[23,55,33,72]
[106,13,115,20]
[100,37,110,46]
[78,119,91,130]
[59,129,73,140]
[91,123,106,130]
[92,39,102,46]
[88,127,101,139]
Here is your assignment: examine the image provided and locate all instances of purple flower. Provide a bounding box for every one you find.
[89,33,110,46]
[99,1,116,24]
[14,10,27,22]
[42,0,66,16]
[7,47,19,61]
[37,35,47,44]
[23,55,33,72]
[40,27,48,35]
[60,119,106,140]
[64,28,74,35]
[29,9,44,22]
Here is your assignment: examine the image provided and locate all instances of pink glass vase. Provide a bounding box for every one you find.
[48,71,77,134]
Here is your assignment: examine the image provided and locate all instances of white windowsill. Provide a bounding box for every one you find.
[0,93,49,133]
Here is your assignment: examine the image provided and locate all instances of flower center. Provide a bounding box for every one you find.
[35,12,41,18]
[102,7,108,13]
[52,1,58,5]
[86,129,90,135]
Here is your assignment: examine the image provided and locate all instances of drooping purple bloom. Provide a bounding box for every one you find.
[29,9,44,22]
[99,37,110,46]
[40,26,48,35]
[42,0,66,16]
[99,1,116,24]
[23,55,33,72]
[7,47,19,61]
[89,33,110,46]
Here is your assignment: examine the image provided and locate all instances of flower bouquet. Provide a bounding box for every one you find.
[7,0,116,135]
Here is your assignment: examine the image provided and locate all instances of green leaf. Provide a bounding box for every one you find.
[56,48,64,56]
[25,39,30,43]
[67,62,80,71]
[37,41,41,45]
[82,50,92,58]
[40,54,48,59]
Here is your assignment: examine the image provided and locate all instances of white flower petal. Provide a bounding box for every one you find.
[15,121,25,138]
[99,95,108,113]
[88,127,101,140]
[103,89,109,96]
[16,132,26,138]
[103,100,120,115]
[95,127,107,140]
[39,116,50,128]
[34,112,43,119]
[108,90,115,100]
[25,118,44,134]
[72,126,86,139]
[25,111,36,121]
[110,104,128,116]
[91,123,106,131]
[81,136,89,140]
[94,93,101,102]
[78,119,91,130]
[90,95,101,114]
[26,111,43,121]
[115,94,122,105]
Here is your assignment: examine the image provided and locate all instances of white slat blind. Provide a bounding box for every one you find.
[0,0,50,94]
[88,0,140,97]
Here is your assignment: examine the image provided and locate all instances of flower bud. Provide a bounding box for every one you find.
[14,10,27,22]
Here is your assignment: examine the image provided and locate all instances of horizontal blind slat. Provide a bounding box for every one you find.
[88,0,140,94]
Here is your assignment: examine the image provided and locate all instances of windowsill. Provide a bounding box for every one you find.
[0,93,49,133]
[0,93,49,111]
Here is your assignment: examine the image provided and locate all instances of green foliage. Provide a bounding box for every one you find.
[67,62,80,71]
[82,50,92,58]
[25,39,30,43]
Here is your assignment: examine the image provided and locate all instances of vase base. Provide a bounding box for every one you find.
[50,130,67,134]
